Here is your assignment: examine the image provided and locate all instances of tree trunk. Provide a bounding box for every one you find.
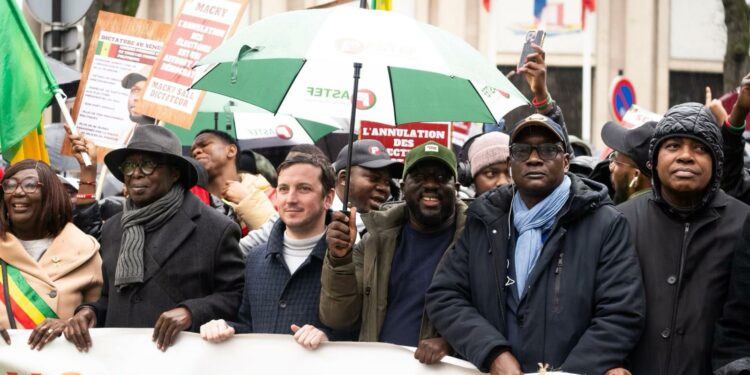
[723,0,750,93]
[82,0,141,60]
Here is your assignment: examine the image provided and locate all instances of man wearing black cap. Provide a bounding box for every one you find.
[321,141,467,365]
[426,114,645,375]
[64,125,244,353]
[601,121,657,204]
[121,71,156,125]
[331,139,403,237]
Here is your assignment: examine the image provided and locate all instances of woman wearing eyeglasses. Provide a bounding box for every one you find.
[0,160,103,350]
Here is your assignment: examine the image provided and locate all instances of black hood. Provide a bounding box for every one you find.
[649,102,723,211]
[468,173,612,226]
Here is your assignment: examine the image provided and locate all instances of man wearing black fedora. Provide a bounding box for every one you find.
[64,125,245,352]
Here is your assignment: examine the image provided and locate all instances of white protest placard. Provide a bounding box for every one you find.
[137,0,249,128]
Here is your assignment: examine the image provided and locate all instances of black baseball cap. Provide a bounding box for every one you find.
[511,114,570,150]
[601,121,657,177]
[333,140,403,177]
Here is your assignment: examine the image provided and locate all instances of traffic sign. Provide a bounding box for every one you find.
[610,77,637,122]
[26,0,93,26]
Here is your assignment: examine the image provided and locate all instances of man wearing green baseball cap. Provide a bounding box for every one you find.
[320,141,467,365]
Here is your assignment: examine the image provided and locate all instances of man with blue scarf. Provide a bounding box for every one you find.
[426,114,646,375]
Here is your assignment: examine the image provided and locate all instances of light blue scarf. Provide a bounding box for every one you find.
[512,175,571,296]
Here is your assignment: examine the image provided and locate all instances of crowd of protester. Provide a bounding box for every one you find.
[1,45,750,375]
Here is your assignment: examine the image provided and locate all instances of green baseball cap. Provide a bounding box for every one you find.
[402,141,458,179]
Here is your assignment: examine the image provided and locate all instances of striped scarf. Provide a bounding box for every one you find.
[115,185,184,290]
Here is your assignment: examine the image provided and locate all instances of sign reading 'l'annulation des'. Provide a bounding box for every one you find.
[360,121,452,161]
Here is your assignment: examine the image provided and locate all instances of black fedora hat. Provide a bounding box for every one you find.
[104,125,198,187]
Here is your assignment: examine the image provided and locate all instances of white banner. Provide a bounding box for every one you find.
[0,329,480,375]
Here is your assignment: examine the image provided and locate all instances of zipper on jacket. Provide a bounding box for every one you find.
[664,222,690,374]
[553,252,564,312]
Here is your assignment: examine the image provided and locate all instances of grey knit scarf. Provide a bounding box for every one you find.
[115,185,184,289]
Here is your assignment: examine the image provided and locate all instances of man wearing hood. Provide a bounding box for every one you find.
[426,114,645,374]
[618,103,750,375]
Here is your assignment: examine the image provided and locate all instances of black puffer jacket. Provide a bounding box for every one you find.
[426,174,645,374]
[619,102,750,375]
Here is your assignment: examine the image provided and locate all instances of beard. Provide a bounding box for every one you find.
[612,174,631,205]
[405,193,456,229]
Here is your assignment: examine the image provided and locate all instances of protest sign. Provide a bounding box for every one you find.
[136,0,248,128]
[70,12,171,151]
[0,329,480,375]
[360,121,451,161]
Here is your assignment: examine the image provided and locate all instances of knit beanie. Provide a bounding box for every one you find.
[468,132,510,177]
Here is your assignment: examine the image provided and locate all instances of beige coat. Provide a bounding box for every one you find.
[232,173,276,230]
[0,223,103,328]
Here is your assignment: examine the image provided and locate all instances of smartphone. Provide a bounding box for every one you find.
[517,30,546,71]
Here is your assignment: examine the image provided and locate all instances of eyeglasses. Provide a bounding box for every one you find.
[607,151,638,169]
[119,160,161,177]
[2,177,43,195]
[510,143,563,161]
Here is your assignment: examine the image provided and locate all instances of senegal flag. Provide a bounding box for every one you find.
[0,0,56,164]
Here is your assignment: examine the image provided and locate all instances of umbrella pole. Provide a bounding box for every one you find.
[342,62,363,214]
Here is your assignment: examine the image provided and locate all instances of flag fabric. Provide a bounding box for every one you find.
[534,0,547,20]
[7,118,50,165]
[582,0,596,29]
[0,264,59,329]
[482,0,490,12]
[0,0,58,164]
[371,0,392,11]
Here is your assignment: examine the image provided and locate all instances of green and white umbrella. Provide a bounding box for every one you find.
[166,92,342,148]
[191,7,528,126]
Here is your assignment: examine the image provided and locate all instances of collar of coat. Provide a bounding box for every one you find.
[467,173,612,227]
[0,223,100,289]
[264,210,332,261]
[360,200,468,237]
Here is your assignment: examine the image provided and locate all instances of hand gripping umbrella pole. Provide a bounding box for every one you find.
[341,62,363,215]
[54,89,92,167]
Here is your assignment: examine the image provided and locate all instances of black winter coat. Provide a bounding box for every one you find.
[426,174,645,374]
[84,192,245,331]
[618,191,748,375]
[713,216,750,373]
[621,102,750,375]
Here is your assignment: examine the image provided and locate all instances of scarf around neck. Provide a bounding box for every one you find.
[512,175,571,296]
[115,185,184,290]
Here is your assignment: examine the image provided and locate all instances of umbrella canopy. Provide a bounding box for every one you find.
[192,7,528,126]
[45,57,79,98]
[166,92,342,148]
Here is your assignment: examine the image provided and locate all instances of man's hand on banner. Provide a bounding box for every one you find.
[153,307,192,351]
[414,337,450,365]
[326,208,357,258]
[64,306,97,352]
[27,318,66,350]
[291,324,329,350]
[200,319,236,343]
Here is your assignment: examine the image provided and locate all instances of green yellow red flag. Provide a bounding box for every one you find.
[0,0,57,164]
